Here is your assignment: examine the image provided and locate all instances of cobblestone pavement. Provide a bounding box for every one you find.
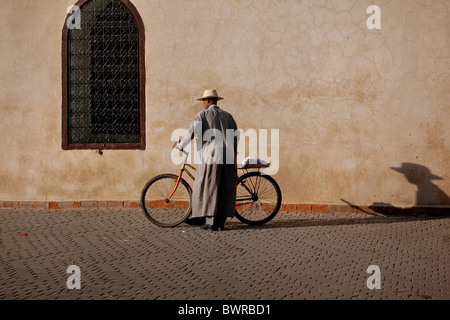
[0,208,449,300]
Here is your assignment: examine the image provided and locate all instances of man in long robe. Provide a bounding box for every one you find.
[174,90,239,231]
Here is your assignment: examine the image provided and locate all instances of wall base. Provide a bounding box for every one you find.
[1,201,449,216]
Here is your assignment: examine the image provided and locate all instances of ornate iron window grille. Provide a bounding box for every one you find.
[62,0,145,149]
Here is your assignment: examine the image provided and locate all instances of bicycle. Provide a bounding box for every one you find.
[140,150,282,228]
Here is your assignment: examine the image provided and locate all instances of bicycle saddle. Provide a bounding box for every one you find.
[241,157,270,169]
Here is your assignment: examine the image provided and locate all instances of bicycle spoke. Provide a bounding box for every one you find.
[141,174,192,227]
[235,172,281,225]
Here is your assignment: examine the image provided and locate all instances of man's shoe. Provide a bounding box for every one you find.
[201,224,225,231]
[201,225,213,231]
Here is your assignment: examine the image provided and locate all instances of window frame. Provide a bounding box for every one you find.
[62,0,146,150]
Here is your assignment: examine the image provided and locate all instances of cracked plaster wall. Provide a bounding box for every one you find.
[0,0,449,207]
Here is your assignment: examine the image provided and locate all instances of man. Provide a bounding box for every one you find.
[173,89,239,231]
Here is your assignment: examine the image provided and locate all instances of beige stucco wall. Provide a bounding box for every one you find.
[0,0,449,207]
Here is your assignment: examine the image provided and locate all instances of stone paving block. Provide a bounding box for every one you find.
[0,209,449,300]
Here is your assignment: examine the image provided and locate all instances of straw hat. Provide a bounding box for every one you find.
[197,89,224,101]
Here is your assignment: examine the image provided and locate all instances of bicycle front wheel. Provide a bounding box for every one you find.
[235,171,282,225]
[140,174,192,227]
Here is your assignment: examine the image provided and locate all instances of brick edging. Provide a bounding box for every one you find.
[1,201,140,210]
[1,201,449,215]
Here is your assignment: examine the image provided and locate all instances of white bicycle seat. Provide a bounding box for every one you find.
[241,157,270,169]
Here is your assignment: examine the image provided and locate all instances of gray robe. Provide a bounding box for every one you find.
[176,105,239,219]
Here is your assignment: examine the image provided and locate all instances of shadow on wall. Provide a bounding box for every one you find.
[344,163,450,215]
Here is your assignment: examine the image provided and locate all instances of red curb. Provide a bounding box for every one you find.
[1,201,449,216]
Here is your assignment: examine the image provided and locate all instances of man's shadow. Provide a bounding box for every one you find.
[367,163,449,215]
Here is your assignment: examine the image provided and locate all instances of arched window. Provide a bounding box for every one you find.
[62,0,145,149]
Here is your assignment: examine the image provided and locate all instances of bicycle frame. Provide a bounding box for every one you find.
[166,150,255,202]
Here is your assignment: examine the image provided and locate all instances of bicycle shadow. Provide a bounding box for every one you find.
[226,213,447,230]
[221,163,450,231]
[226,163,450,230]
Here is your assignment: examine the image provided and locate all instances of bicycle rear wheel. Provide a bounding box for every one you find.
[235,171,282,225]
[140,174,192,227]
